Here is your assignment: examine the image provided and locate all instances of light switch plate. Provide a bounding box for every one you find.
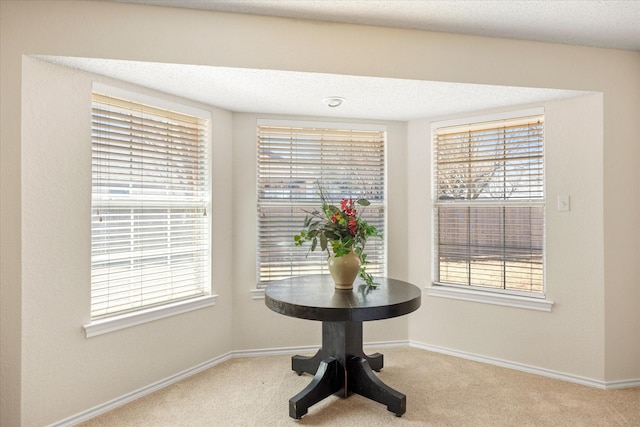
[558,195,570,211]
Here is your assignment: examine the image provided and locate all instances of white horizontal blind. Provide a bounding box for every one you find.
[91,92,210,318]
[433,114,544,294]
[257,124,386,285]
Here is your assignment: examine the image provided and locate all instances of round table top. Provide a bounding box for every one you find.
[264,274,421,322]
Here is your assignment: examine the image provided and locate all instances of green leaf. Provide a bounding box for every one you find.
[320,233,328,251]
[325,230,340,240]
[356,198,370,206]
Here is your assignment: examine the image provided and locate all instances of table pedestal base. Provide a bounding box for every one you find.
[289,321,406,419]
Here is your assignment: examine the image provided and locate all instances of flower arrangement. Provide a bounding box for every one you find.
[294,187,382,287]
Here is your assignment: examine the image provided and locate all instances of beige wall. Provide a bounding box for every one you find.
[18,57,235,425]
[231,113,409,352]
[1,1,639,425]
[408,95,607,380]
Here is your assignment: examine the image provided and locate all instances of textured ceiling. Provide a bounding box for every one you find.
[111,0,640,51]
[39,56,589,121]
[46,0,624,120]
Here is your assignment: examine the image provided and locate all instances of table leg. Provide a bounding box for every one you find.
[348,356,406,417]
[365,351,384,372]
[289,357,341,419]
[292,350,325,375]
[288,321,404,419]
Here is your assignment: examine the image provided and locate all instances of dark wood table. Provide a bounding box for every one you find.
[264,274,421,419]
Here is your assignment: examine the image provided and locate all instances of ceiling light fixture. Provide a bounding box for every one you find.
[323,97,345,108]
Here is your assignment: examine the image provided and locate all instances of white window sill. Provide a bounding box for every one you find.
[426,285,553,312]
[83,295,218,338]
[251,288,266,300]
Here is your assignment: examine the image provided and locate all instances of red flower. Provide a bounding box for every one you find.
[340,198,356,217]
[348,219,357,236]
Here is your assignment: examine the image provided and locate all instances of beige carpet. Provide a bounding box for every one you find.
[80,347,639,426]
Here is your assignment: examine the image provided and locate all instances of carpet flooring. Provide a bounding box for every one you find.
[80,347,640,426]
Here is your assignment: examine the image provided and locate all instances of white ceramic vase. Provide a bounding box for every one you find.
[328,250,361,290]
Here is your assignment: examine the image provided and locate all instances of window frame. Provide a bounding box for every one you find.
[84,83,217,337]
[254,119,387,294]
[428,108,553,311]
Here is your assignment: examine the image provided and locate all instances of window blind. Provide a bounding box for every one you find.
[257,124,386,285]
[91,92,210,318]
[433,114,544,294]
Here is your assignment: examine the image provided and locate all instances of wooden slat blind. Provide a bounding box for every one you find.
[257,124,386,285]
[433,114,544,294]
[91,92,210,318]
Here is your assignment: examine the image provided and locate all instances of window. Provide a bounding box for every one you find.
[257,121,386,286]
[90,90,211,320]
[433,111,544,297]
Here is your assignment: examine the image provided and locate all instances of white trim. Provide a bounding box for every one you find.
[231,344,322,358]
[430,107,548,299]
[92,81,212,119]
[257,118,387,132]
[49,351,232,427]
[426,285,554,312]
[409,341,640,390]
[364,340,409,350]
[430,107,545,131]
[50,341,639,426]
[604,378,640,389]
[49,340,407,426]
[250,288,266,300]
[83,295,218,338]
[230,340,410,359]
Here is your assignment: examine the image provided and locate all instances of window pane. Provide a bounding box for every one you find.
[433,113,544,295]
[91,92,210,318]
[257,124,386,285]
[436,205,543,293]
[435,119,543,201]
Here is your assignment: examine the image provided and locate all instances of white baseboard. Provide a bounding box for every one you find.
[51,340,639,426]
[51,341,409,426]
[409,341,640,390]
[230,340,410,358]
[50,352,232,427]
[604,378,640,389]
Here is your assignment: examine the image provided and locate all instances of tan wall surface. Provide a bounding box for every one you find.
[2,1,638,425]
